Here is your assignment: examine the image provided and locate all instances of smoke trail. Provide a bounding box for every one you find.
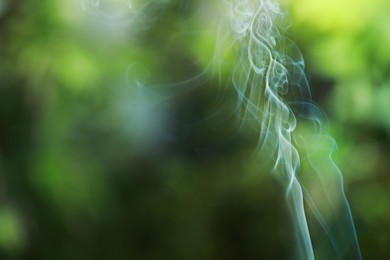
[76,0,362,257]
[79,0,158,37]
[81,0,138,17]
[221,0,362,258]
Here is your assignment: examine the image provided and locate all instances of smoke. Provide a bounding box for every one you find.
[222,0,362,258]
[75,0,362,258]
[80,0,141,22]
[78,0,165,41]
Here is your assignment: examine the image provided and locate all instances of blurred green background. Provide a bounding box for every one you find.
[0,0,389,259]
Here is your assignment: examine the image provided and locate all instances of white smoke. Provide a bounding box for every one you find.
[221,0,362,258]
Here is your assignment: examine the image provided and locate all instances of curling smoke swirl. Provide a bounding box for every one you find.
[222,0,362,258]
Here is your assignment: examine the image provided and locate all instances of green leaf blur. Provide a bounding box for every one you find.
[0,0,389,259]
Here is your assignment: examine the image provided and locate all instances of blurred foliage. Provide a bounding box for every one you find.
[0,0,389,259]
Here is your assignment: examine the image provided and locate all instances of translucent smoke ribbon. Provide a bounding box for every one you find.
[219,0,362,258]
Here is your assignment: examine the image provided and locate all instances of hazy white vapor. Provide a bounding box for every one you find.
[220,0,362,258]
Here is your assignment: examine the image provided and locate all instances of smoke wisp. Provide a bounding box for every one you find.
[220,0,362,259]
